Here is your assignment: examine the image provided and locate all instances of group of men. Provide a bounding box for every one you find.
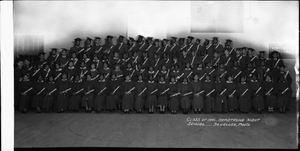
[14,35,293,114]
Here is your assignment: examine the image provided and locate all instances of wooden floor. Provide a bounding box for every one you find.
[15,99,298,148]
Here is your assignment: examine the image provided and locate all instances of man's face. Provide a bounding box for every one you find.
[248,51,253,56]
[163,41,168,46]
[180,40,184,45]
[260,53,264,58]
[107,38,112,44]
[187,38,191,44]
[86,40,91,45]
[95,39,100,45]
[204,40,209,46]
[76,41,81,46]
[52,50,57,55]
[213,39,218,44]
[171,39,176,44]
[62,51,67,56]
[225,42,230,47]
[119,37,123,43]
[129,40,133,45]
[138,37,143,42]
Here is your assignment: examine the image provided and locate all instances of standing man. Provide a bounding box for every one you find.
[169,37,180,60]
[186,36,196,54]
[115,35,127,57]
[69,38,82,57]
[224,39,235,58]
[212,37,224,56]
[92,37,103,59]
[102,35,115,59]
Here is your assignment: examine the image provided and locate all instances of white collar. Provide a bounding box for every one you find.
[226,81,233,83]
[197,67,203,70]
[241,82,246,84]
[37,80,44,82]
[161,70,167,73]
[91,69,96,71]
[68,66,75,69]
[138,80,143,83]
[185,68,191,70]
[80,67,87,69]
[115,69,121,72]
[104,67,109,70]
[125,80,131,82]
[205,80,211,82]
[149,71,154,74]
[148,81,154,83]
[251,80,258,82]
[111,79,117,81]
[98,79,105,82]
[159,81,165,84]
[183,82,188,84]
[61,79,67,81]
[127,68,132,71]
[170,82,176,84]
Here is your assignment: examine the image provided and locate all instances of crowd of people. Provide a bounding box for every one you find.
[14,35,293,114]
